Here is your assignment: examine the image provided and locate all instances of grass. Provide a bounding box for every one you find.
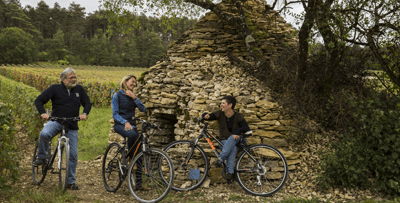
[78,106,112,161]
[8,187,78,203]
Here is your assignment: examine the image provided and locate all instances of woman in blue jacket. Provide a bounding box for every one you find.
[112,74,148,190]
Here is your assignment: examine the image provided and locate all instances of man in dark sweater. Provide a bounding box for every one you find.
[34,68,91,190]
[203,96,250,180]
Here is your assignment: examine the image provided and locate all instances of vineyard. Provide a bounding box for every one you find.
[0,64,148,107]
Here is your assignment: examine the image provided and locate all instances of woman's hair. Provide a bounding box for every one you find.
[120,75,137,90]
[60,67,76,83]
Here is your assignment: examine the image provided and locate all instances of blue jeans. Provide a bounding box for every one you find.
[38,121,78,184]
[218,135,241,174]
[114,123,143,185]
[113,124,140,158]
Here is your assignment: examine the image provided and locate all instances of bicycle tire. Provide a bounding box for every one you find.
[32,142,48,185]
[163,140,209,191]
[127,148,174,203]
[235,144,288,196]
[59,141,70,191]
[102,142,125,192]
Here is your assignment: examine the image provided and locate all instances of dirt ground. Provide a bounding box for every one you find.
[0,125,389,203]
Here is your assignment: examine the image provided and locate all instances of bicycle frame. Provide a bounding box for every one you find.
[110,120,157,177]
[188,119,262,171]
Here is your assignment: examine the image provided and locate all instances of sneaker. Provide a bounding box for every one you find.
[213,158,223,168]
[67,183,79,190]
[226,172,234,180]
[35,159,46,165]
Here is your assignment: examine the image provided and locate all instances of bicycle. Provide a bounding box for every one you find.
[32,117,81,191]
[162,116,288,196]
[102,117,174,203]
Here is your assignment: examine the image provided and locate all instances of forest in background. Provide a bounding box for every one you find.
[0,0,197,67]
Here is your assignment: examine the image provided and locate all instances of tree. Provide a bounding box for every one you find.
[100,0,279,69]
[64,2,86,53]
[45,29,70,62]
[0,27,36,64]
[341,0,400,92]
[3,2,41,39]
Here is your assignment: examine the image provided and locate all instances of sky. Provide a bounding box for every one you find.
[19,0,304,27]
[19,0,102,15]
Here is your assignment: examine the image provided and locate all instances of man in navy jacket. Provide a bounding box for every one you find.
[34,67,91,190]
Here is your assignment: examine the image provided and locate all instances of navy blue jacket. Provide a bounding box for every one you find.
[112,89,146,127]
[35,83,92,130]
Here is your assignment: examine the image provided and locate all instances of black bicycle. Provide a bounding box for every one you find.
[102,117,174,203]
[162,116,288,196]
[32,117,81,191]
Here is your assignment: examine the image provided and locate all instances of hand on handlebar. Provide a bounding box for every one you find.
[79,114,87,121]
[41,113,50,120]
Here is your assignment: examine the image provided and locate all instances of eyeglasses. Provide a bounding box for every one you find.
[67,76,77,80]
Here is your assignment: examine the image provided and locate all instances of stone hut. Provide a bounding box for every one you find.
[109,0,301,184]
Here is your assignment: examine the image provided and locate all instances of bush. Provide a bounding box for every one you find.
[0,75,50,140]
[0,27,36,65]
[317,91,400,195]
[0,102,20,192]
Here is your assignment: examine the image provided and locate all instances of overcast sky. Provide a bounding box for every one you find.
[19,0,102,14]
[19,0,304,28]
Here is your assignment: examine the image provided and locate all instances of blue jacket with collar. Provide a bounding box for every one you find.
[34,82,92,130]
[112,89,146,127]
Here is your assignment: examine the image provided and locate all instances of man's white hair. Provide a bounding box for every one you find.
[60,68,75,82]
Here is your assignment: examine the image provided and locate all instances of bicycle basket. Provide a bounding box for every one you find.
[189,169,200,180]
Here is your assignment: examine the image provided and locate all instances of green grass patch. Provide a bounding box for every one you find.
[78,106,112,161]
[229,194,245,201]
[9,187,77,203]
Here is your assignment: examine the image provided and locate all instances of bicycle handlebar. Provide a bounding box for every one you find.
[49,117,81,121]
[196,116,205,124]
[132,117,161,130]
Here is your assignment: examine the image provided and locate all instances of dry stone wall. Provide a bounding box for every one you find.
[108,0,300,184]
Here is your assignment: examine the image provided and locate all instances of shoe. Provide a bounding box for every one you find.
[35,159,46,165]
[226,172,234,180]
[67,183,79,190]
[135,185,151,191]
[213,158,223,168]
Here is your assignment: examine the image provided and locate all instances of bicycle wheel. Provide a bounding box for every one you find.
[127,148,174,203]
[236,144,288,196]
[163,140,209,191]
[59,141,70,191]
[102,142,125,192]
[32,142,47,185]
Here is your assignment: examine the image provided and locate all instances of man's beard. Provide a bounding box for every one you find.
[65,81,76,89]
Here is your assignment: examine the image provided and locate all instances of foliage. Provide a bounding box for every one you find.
[0,27,36,64]
[45,29,70,62]
[0,64,147,107]
[0,75,50,140]
[1,1,195,67]
[317,91,400,195]
[0,102,19,192]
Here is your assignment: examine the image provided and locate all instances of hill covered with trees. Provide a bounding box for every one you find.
[0,0,197,67]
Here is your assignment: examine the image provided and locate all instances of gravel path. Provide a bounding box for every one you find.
[0,126,388,203]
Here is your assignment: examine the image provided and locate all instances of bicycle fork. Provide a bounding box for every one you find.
[57,136,69,170]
